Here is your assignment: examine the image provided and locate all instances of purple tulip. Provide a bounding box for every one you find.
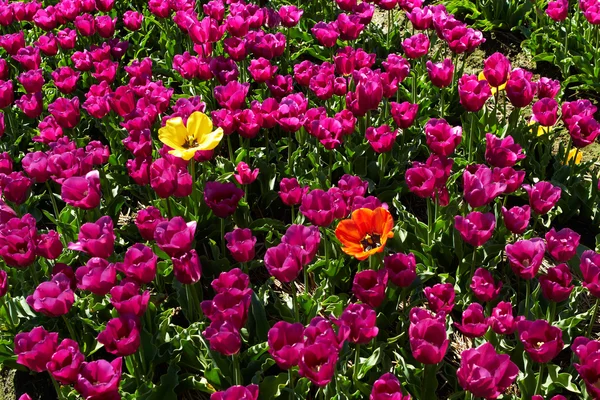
[117,243,157,284]
[454,212,496,247]
[408,307,449,364]
[505,238,546,279]
[545,227,580,262]
[76,258,117,296]
[517,319,564,363]
[97,315,141,357]
[424,283,455,314]
[47,338,84,385]
[501,205,530,234]
[61,170,101,210]
[580,250,600,297]
[110,280,150,317]
[154,216,196,257]
[539,263,574,302]
[27,273,74,317]
[454,303,488,338]
[172,250,202,285]
[14,326,58,372]
[470,268,502,302]
[457,342,519,399]
[352,269,388,308]
[488,301,519,335]
[75,358,122,400]
[225,228,256,263]
[384,252,417,288]
[68,216,115,259]
[523,181,562,215]
[268,321,304,369]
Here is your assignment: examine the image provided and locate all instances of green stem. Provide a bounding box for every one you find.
[227,135,235,164]
[288,368,295,398]
[304,263,310,295]
[525,279,531,320]
[46,181,61,220]
[421,364,437,399]
[353,344,361,382]
[549,301,557,324]
[220,218,226,257]
[232,353,242,386]
[185,284,199,323]
[50,376,66,400]
[328,151,333,185]
[427,198,433,246]
[291,205,296,225]
[288,130,293,166]
[586,298,600,338]
[30,264,39,287]
[412,72,417,103]
[469,249,477,283]
[166,196,173,218]
[291,282,299,322]
[62,315,78,344]
[439,88,445,117]
[534,363,545,395]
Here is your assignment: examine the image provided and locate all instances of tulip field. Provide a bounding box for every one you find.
[2,0,600,399]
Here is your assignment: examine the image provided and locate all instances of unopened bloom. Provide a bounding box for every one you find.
[454,303,488,338]
[457,342,519,399]
[580,250,600,297]
[539,263,574,302]
[545,227,580,262]
[424,283,455,314]
[234,162,259,185]
[333,303,379,344]
[370,373,411,400]
[471,268,502,302]
[408,307,448,364]
[523,181,561,214]
[455,212,495,247]
[268,321,304,369]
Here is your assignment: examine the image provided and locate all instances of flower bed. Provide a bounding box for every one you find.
[0,0,599,400]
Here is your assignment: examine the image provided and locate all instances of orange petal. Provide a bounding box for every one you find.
[351,208,374,237]
[372,207,394,236]
[335,220,362,247]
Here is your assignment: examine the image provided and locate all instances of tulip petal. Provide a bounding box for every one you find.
[187,111,213,138]
[158,117,187,149]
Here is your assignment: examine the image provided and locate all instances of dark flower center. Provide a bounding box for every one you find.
[182,135,197,149]
[361,233,381,251]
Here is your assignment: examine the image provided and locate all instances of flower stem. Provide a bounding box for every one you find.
[50,376,66,400]
[549,301,557,324]
[232,354,242,386]
[535,363,545,395]
[353,344,361,382]
[46,181,61,220]
[525,279,531,320]
[291,282,299,322]
[586,298,600,338]
[62,315,78,344]
[288,368,295,397]
[220,218,226,257]
[427,197,433,246]
[291,205,296,224]
[227,135,235,164]
[29,264,39,287]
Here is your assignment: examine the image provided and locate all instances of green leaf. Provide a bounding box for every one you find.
[358,346,382,379]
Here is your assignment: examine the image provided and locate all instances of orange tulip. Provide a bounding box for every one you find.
[335,207,394,261]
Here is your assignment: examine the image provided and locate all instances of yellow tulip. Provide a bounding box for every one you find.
[478,71,506,95]
[565,148,583,165]
[158,112,224,160]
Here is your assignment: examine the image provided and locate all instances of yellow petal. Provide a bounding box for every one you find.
[168,148,196,161]
[159,117,188,149]
[195,127,224,151]
[187,112,213,140]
